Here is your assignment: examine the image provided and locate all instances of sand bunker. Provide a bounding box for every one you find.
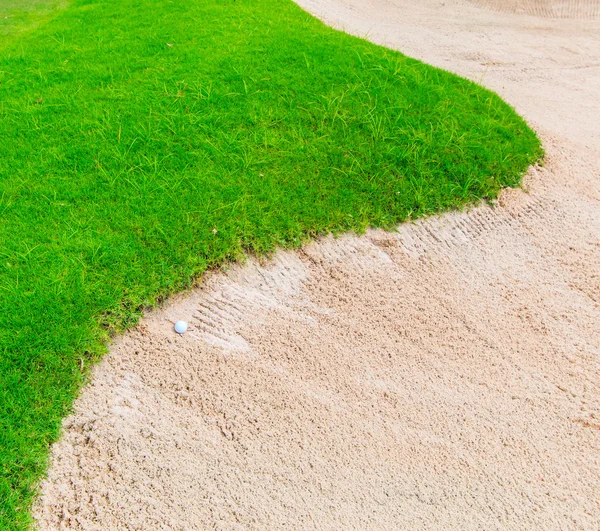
[35,0,600,529]
[467,0,600,18]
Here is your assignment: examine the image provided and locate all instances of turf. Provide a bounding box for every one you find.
[0,0,542,527]
[0,0,65,41]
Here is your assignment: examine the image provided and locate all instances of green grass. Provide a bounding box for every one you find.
[0,0,66,41]
[0,0,541,527]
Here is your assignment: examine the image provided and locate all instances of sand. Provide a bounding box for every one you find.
[34,1,600,529]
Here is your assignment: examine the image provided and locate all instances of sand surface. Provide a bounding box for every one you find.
[35,1,600,529]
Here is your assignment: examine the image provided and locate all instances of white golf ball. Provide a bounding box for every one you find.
[174,320,188,334]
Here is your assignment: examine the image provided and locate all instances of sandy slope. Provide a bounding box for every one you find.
[35,1,600,529]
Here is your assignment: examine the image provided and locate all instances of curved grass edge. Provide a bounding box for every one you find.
[0,0,542,527]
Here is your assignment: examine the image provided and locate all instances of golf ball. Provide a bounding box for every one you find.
[174,320,188,334]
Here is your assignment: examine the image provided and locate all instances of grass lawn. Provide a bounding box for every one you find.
[0,0,65,40]
[0,0,542,527]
